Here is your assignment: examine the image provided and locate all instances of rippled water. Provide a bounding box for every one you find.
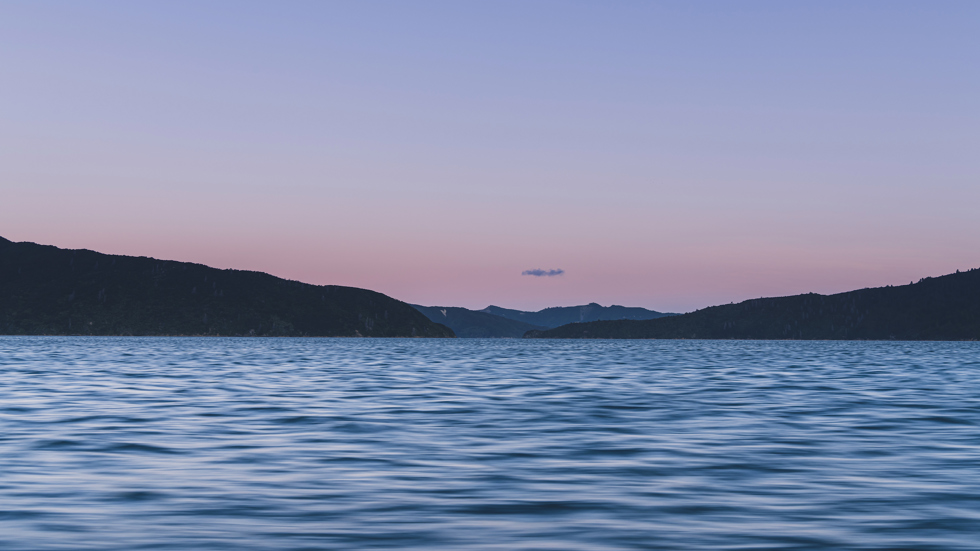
[1,337,979,550]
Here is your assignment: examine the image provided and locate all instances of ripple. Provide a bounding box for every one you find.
[0,337,979,550]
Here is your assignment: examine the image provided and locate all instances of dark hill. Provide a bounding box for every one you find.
[482,303,673,328]
[0,237,454,337]
[412,305,546,338]
[525,268,980,340]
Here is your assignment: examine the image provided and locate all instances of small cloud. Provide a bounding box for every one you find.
[522,268,565,277]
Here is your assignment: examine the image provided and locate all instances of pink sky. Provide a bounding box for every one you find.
[2,3,978,312]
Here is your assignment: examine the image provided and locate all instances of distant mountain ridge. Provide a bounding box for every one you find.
[412,305,546,338]
[526,268,980,340]
[482,303,674,328]
[0,237,454,337]
[411,302,673,338]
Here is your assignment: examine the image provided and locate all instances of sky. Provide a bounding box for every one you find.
[1,1,978,313]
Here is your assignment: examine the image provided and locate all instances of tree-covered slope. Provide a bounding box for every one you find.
[481,303,673,328]
[526,268,980,340]
[0,237,454,337]
[413,305,546,338]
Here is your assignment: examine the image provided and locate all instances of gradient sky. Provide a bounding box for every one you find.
[2,1,978,312]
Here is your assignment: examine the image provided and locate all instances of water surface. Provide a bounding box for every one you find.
[1,337,978,550]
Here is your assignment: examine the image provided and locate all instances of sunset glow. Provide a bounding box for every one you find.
[2,2,977,312]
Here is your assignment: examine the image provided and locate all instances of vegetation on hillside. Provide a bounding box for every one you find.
[526,268,980,340]
[0,237,454,337]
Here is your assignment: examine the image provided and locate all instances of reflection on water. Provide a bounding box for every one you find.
[1,337,978,550]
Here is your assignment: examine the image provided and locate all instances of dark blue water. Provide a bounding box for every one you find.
[1,337,978,550]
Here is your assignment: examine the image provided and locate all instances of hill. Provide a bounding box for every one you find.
[483,303,673,328]
[412,305,546,338]
[0,237,454,337]
[525,268,980,340]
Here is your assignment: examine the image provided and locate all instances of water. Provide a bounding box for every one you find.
[1,337,978,550]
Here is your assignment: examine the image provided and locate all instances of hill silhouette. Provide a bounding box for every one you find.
[412,305,546,338]
[482,303,673,328]
[526,268,980,340]
[0,237,454,337]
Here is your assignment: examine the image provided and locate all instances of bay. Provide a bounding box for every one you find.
[1,337,978,550]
